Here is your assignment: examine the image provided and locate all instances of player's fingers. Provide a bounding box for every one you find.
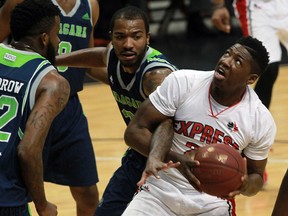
[185,167,201,190]
[228,190,241,198]
[164,160,181,169]
[137,172,152,186]
[186,159,200,167]
[211,9,231,33]
[243,157,248,174]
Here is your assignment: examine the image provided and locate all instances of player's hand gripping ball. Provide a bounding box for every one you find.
[191,144,245,198]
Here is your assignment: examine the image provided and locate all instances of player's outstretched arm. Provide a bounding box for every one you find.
[17,70,70,215]
[0,0,24,42]
[137,119,180,186]
[138,160,180,186]
[56,45,110,83]
[56,46,107,68]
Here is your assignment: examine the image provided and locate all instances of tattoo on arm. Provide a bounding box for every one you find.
[143,68,173,96]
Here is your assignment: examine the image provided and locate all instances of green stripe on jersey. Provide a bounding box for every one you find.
[0,44,44,68]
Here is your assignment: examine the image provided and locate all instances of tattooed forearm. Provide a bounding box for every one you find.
[57,79,70,109]
[30,103,54,130]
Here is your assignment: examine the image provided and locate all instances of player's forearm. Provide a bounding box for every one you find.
[86,67,109,84]
[124,125,151,157]
[148,119,174,161]
[56,47,105,68]
[18,148,48,211]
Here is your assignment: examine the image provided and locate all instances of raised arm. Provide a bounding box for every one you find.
[17,70,70,215]
[210,0,231,33]
[0,0,23,42]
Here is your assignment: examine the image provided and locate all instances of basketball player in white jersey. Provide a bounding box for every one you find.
[211,0,288,109]
[211,0,288,189]
[122,36,276,216]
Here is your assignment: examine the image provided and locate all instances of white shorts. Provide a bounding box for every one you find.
[122,177,234,216]
[234,0,288,63]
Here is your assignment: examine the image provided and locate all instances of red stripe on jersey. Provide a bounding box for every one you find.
[235,0,249,36]
[228,198,236,216]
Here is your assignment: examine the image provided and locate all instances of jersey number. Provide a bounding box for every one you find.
[122,109,134,121]
[0,95,18,142]
[57,41,72,73]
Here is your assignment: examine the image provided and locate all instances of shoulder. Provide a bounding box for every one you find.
[38,69,70,102]
[171,69,214,82]
[157,69,213,93]
[247,88,276,134]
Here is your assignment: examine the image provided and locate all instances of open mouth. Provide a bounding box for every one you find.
[121,52,136,61]
[215,67,226,80]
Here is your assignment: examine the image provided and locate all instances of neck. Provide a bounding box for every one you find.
[210,85,246,106]
[10,40,38,53]
[121,65,137,74]
[56,0,76,13]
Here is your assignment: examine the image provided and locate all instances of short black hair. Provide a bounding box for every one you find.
[236,36,269,75]
[109,6,149,34]
[10,0,60,41]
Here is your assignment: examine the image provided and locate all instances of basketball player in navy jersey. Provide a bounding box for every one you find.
[45,1,100,215]
[0,0,100,215]
[0,0,70,215]
[56,6,178,216]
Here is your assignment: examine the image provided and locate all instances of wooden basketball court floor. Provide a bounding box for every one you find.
[30,65,288,216]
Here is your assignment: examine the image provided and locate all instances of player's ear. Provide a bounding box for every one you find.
[146,32,151,45]
[109,31,112,44]
[40,33,49,47]
[247,74,259,85]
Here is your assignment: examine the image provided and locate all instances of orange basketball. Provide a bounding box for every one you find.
[191,144,245,197]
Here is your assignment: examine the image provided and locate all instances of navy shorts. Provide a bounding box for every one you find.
[0,204,30,216]
[95,148,146,216]
[43,94,98,186]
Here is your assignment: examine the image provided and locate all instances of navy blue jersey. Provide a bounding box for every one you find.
[108,46,178,125]
[53,0,93,96]
[95,47,177,216]
[43,0,99,187]
[0,43,55,206]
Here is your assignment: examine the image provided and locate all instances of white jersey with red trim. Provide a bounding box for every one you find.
[149,69,276,190]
